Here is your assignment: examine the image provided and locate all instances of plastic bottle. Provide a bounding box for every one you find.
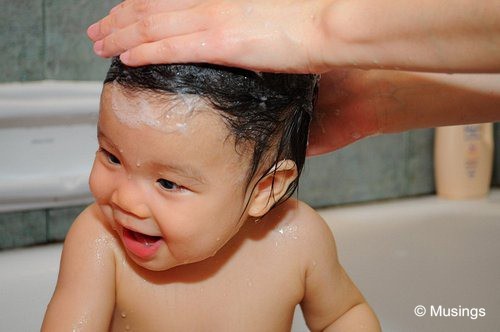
[434,123,494,199]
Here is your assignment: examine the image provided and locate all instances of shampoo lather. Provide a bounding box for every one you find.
[434,123,494,199]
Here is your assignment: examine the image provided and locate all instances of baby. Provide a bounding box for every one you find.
[42,58,380,331]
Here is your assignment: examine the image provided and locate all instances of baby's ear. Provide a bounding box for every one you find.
[248,160,298,218]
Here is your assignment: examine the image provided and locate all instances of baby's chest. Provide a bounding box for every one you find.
[111,263,303,331]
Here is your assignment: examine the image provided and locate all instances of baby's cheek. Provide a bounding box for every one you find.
[89,163,111,200]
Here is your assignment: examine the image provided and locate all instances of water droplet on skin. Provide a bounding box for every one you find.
[136,161,141,168]
[312,260,317,267]
[216,237,221,242]
[71,312,89,332]
[352,132,362,139]
[276,224,299,239]
[334,109,341,116]
[125,325,131,331]
[121,312,127,318]
[200,41,207,47]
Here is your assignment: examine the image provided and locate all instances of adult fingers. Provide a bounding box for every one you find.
[93,9,208,57]
[87,0,203,41]
[118,32,217,66]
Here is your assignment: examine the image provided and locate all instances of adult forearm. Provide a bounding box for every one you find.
[364,71,500,133]
[323,0,500,72]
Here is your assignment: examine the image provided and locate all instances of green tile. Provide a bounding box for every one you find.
[405,129,435,195]
[44,0,119,80]
[47,205,86,241]
[0,0,44,82]
[0,210,46,250]
[300,133,408,208]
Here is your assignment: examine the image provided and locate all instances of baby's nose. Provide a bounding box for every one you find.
[111,179,151,219]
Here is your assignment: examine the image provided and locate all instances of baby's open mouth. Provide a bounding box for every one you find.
[122,227,163,259]
[126,228,162,247]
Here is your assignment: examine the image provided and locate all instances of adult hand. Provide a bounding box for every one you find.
[88,0,500,73]
[308,70,500,156]
[307,69,380,156]
[87,0,335,73]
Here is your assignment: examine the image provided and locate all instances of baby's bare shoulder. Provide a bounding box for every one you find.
[43,204,117,331]
[64,203,120,256]
[270,199,334,243]
[259,199,337,263]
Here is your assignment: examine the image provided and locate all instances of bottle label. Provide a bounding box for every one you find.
[463,125,481,178]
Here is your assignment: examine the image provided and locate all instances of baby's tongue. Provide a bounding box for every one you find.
[132,231,162,246]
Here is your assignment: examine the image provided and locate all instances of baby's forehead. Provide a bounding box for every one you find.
[103,83,222,132]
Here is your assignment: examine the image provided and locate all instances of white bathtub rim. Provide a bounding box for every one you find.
[0,80,102,122]
[0,80,100,213]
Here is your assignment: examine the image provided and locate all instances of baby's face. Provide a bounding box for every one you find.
[89,85,255,271]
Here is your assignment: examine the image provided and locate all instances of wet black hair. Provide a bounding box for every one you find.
[104,58,318,205]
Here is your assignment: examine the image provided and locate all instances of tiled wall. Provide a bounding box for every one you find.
[0,1,499,249]
[300,129,436,207]
[0,206,84,250]
[0,0,118,82]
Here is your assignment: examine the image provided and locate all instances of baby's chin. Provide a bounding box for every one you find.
[127,246,217,272]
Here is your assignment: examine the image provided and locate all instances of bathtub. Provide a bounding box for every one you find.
[0,81,101,212]
[1,191,499,331]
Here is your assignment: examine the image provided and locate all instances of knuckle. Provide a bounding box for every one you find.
[158,39,178,58]
[132,0,152,15]
[100,12,118,36]
[138,16,155,40]
[106,34,126,53]
[107,13,118,31]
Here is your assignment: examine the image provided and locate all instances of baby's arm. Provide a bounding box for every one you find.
[300,211,380,331]
[42,205,116,331]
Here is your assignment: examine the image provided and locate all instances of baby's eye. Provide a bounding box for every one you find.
[99,148,121,165]
[157,178,182,191]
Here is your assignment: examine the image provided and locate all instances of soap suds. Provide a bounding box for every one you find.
[110,83,199,134]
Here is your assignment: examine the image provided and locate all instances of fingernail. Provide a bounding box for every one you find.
[87,22,100,39]
[120,51,130,64]
[93,40,104,55]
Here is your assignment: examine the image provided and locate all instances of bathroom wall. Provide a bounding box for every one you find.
[0,0,116,82]
[1,0,499,249]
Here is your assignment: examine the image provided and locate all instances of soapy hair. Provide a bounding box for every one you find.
[104,58,318,204]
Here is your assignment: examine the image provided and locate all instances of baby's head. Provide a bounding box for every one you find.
[90,58,318,271]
